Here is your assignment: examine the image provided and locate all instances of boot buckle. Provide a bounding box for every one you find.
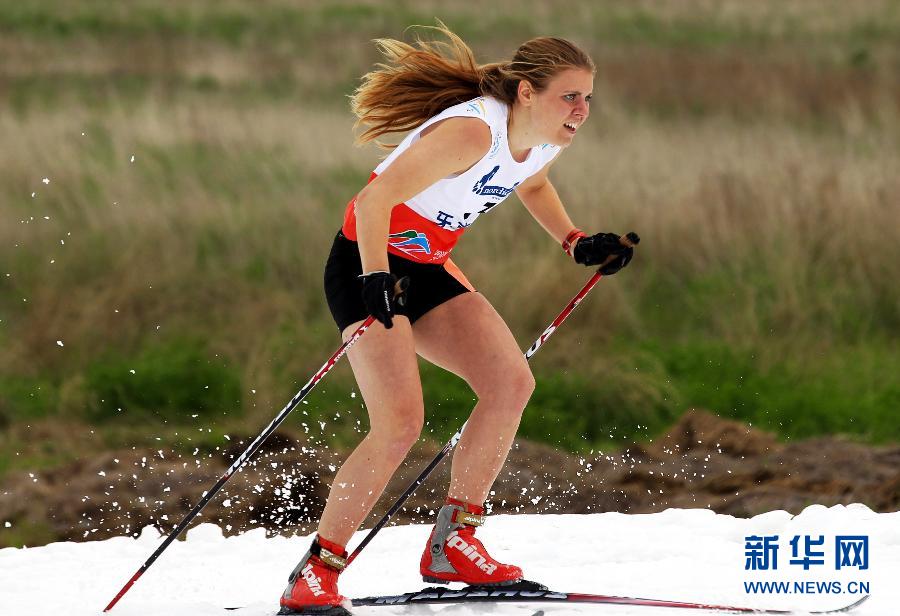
[453,510,485,527]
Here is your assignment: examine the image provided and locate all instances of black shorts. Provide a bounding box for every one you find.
[324,231,474,332]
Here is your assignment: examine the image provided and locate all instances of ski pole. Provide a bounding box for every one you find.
[103,276,409,612]
[104,276,410,611]
[346,230,639,566]
[103,315,377,611]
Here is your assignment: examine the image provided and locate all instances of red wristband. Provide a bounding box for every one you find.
[562,228,587,257]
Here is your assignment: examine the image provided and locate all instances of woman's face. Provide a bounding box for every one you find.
[526,68,594,147]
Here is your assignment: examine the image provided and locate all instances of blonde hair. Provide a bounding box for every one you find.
[351,24,595,147]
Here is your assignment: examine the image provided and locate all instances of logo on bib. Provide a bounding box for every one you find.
[389,229,431,256]
[472,165,519,198]
[466,99,486,116]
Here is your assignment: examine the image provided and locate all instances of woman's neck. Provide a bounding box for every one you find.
[506,104,538,163]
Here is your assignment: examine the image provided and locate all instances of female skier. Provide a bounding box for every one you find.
[279,26,636,615]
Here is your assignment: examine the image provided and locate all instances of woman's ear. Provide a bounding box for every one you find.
[517,80,535,106]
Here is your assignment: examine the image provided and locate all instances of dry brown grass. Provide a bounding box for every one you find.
[6,87,897,375]
[460,105,899,358]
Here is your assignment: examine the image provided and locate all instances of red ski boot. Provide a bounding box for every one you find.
[420,498,523,586]
[279,535,351,615]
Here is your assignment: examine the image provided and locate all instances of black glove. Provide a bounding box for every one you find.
[573,231,639,275]
[359,271,409,329]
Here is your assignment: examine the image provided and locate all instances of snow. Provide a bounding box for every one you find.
[0,505,896,615]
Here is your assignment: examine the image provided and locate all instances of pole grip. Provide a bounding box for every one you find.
[597,231,640,269]
[621,231,640,247]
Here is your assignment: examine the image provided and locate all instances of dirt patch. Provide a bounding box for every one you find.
[1,410,898,547]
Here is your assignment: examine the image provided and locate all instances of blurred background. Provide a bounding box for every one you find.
[1,0,898,549]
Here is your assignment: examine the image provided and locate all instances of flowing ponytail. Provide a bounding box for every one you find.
[351,23,594,147]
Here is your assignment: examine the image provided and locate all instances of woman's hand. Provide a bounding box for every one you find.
[359,272,409,329]
[573,231,640,275]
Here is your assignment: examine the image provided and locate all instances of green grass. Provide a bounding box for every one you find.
[0,434,75,482]
[412,336,900,451]
[0,519,56,548]
[82,338,243,423]
[634,339,900,443]
[0,377,58,422]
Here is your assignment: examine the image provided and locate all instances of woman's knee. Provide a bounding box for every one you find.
[369,404,424,459]
[471,360,535,407]
[508,363,536,406]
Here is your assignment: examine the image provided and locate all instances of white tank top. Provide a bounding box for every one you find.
[373,96,560,232]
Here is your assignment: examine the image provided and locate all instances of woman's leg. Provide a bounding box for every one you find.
[316,316,424,546]
[411,292,535,504]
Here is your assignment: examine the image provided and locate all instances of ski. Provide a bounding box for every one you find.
[350,586,870,614]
